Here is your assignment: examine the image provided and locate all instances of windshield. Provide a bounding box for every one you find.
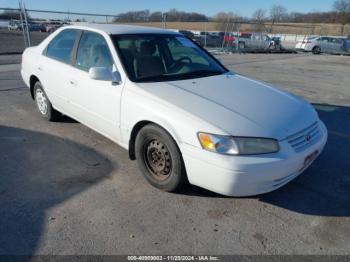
[111,34,228,82]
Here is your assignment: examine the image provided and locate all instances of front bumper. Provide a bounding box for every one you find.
[181,121,328,196]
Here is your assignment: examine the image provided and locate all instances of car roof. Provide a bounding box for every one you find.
[63,23,180,35]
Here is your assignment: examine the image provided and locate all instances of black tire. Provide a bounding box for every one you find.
[312,46,321,54]
[34,81,60,121]
[135,124,187,192]
[238,42,246,50]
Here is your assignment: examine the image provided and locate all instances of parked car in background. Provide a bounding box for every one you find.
[342,36,350,52]
[7,20,19,31]
[270,36,282,50]
[237,32,277,50]
[295,36,345,54]
[17,22,45,32]
[223,33,236,46]
[295,36,317,51]
[194,33,223,47]
[21,24,327,196]
[45,22,64,34]
[178,30,194,40]
[30,23,45,32]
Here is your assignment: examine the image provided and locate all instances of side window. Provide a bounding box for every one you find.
[332,38,342,44]
[75,31,114,72]
[46,29,79,63]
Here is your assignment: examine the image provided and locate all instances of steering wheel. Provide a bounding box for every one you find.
[177,56,192,64]
[168,56,193,72]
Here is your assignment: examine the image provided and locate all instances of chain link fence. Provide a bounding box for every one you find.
[1,7,349,55]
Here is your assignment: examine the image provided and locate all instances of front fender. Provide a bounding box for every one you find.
[120,81,228,153]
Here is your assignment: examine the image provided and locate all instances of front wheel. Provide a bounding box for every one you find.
[135,124,187,192]
[312,46,321,54]
[34,82,60,121]
[238,42,246,50]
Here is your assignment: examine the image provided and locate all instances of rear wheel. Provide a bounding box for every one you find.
[312,46,321,54]
[135,124,187,192]
[34,82,60,121]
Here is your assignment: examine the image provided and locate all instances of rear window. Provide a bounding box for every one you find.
[46,29,79,64]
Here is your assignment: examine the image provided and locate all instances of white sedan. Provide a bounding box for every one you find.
[21,24,327,196]
[295,36,344,54]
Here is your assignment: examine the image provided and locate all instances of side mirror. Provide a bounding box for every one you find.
[89,67,122,85]
[111,71,122,85]
[89,67,113,81]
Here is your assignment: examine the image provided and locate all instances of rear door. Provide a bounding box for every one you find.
[38,29,81,112]
[319,37,330,52]
[328,38,343,53]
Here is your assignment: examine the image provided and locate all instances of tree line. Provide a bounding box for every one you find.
[112,1,350,26]
[1,0,349,31]
[113,9,208,22]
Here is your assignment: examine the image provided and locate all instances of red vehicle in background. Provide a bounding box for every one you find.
[223,34,236,44]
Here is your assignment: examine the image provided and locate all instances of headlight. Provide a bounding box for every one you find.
[198,132,279,155]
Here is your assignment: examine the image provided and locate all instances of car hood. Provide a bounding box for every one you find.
[137,73,318,140]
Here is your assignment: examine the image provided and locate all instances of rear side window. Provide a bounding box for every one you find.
[331,38,342,44]
[46,29,79,63]
[75,31,114,72]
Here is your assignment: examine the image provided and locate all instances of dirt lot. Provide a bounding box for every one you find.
[0,53,349,255]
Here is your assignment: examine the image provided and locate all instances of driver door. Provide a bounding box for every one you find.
[68,30,123,142]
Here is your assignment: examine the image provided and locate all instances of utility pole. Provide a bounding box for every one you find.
[162,13,166,29]
[236,23,240,53]
[22,1,31,46]
[204,22,207,48]
[18,1,28,48]
[19,0,31,47]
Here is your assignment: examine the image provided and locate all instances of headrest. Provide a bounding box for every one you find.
[140,41,156,56]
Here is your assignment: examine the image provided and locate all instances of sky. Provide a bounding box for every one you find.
[0,0,336,17]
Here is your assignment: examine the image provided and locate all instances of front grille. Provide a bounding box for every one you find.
[286,121,321,152]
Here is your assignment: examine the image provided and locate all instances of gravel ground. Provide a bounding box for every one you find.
[0,53,349,255]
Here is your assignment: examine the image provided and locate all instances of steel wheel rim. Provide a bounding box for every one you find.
[144,139,172,181]
[35,89,48,115]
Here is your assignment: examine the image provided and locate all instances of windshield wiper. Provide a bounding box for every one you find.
[136,75,171,82]
[176,69,224,79]
[135,70,224,83]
